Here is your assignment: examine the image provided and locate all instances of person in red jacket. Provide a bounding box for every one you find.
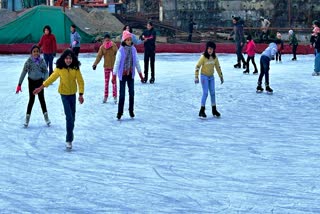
[243,34,258,74]
[38,25,57,76]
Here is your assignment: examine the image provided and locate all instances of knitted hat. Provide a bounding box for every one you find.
[122,31,132,41]
[288,29,293,35]
[30,44,40,53]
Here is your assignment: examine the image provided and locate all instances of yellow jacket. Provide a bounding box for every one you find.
[43,67,84,95]
[195,55,223,78]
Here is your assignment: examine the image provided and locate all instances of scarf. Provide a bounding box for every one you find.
[104,41,113,49]
[32,56,41,65]
[123,45,133,75]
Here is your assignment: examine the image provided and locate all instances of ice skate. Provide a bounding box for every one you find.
[212,105,221,117]
[233,63,241,68]
[312,71,320,76]
[149,77,155,84]
[266,86,273,94]
[66,141,72,150]
[256,85,264,93]
[43,112,51,126]
[198,106,207,118]
[243,69,249,74]
[116,113,122,120]
[113,96,117,104]
[103,97,108,103]
[24,114,30,127]
[253,69,258,75]
[129,110,135,118]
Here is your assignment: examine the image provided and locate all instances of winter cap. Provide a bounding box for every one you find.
[30,44,40,53]
[104,32,110,39]
[288,29,294,35]
[260,16,264,20]
[122,30,132,41]
[247,34,252,41]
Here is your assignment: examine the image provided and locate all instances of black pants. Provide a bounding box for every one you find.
[118,75,134,114]
[245,56,258,71]
[292,44,298,59]
[72,47,80,57]
[144,50,155,80]
[27,78,47,115]
[276,51,282,61]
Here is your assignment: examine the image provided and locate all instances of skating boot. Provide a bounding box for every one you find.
[198,106,207,118]
[312,71,320,76]
[266,86,273,94]
[242,63,247,69]
[142,77,147,83]
[113,96,117,104]
[129,110,135,118]
[66,142,72,150]
[212,105,221,117]
[233,63,241,68]
[243,69,249,74]
[103,96,108,103]
[253,69,258,75]
[44,112,51,126]
[149,77,155,84]
[116,112,122,120]
[256,85,264,93]
[24,114,30,127]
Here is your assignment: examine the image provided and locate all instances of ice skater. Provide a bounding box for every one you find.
[256,43,277,93]
[16,45,51,127]
[195,41,224,118]
[92,33,118,103]
[275,32,284,62]
[70,24,81,57]
[243,34,258,74]
[112,31,144,120]
[33,49,85,150]
[310,20,320,76]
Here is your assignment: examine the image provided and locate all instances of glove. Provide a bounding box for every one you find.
[92,65,97,70]
[72,41,77,46]
[138,72,144,82]
[194,77,199,84]
[78,95,84,104]
[112,75,116,84]
[220,76,224,84]
[16,85,22,94]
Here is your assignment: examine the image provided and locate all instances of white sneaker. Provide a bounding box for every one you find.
[113,96,117,104]
[24,114,30,127]
[44,112,51,126]
[66,142,72,149]
[312,72,320,76]
[103,97,108,103]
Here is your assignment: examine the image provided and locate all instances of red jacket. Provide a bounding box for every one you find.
[38,34,57,54]
[245,40,256,57]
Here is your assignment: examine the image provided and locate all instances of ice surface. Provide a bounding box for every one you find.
[0,53,319,213]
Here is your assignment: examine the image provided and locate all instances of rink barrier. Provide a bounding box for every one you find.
[0,43,315,54]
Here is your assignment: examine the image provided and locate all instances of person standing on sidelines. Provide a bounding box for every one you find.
[38,25,57,76]
[70,24,81,57]
[288,29,298,61]
[140,21,156,84]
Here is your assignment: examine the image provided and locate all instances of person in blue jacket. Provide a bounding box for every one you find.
[70,24,81,57]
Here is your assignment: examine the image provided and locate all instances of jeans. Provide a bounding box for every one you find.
[118,75,134,114]
[200,74,216,106]
[314,50,320,72]
[43,53,54,76]
[258,55,270,86]
[61,94,76,143]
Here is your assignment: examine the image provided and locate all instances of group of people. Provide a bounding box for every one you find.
[226,15,320,93]
[15,21,157,150]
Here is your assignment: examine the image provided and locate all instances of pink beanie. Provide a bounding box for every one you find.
[122,31,132,41]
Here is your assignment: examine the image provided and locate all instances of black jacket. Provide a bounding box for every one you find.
[140,27,156,52]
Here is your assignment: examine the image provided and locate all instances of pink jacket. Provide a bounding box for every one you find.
[245,40,256,57]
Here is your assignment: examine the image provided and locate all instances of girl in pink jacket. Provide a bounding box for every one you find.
[243,35,258,74]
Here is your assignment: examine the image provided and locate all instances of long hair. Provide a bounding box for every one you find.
[122,25,133,33]
[43,25,52,34]
[203,41,216,59]
[56,49,81,69]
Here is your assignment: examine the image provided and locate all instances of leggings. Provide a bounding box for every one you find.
[27,78,47,115]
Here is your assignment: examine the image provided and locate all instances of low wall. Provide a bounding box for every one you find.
[0,43,315,54]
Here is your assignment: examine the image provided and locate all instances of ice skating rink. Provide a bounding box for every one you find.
[0,53,319,213]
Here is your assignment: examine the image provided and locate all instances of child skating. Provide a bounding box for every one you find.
[16,45,51,127]
[256,43,277,94]
[243,34,258,74]
[112,31,144,120]
[195,41,224,118]
[92,33,118,103]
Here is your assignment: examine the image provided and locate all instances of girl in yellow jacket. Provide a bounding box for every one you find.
[195,41,224,118]
[33,49,85,150]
